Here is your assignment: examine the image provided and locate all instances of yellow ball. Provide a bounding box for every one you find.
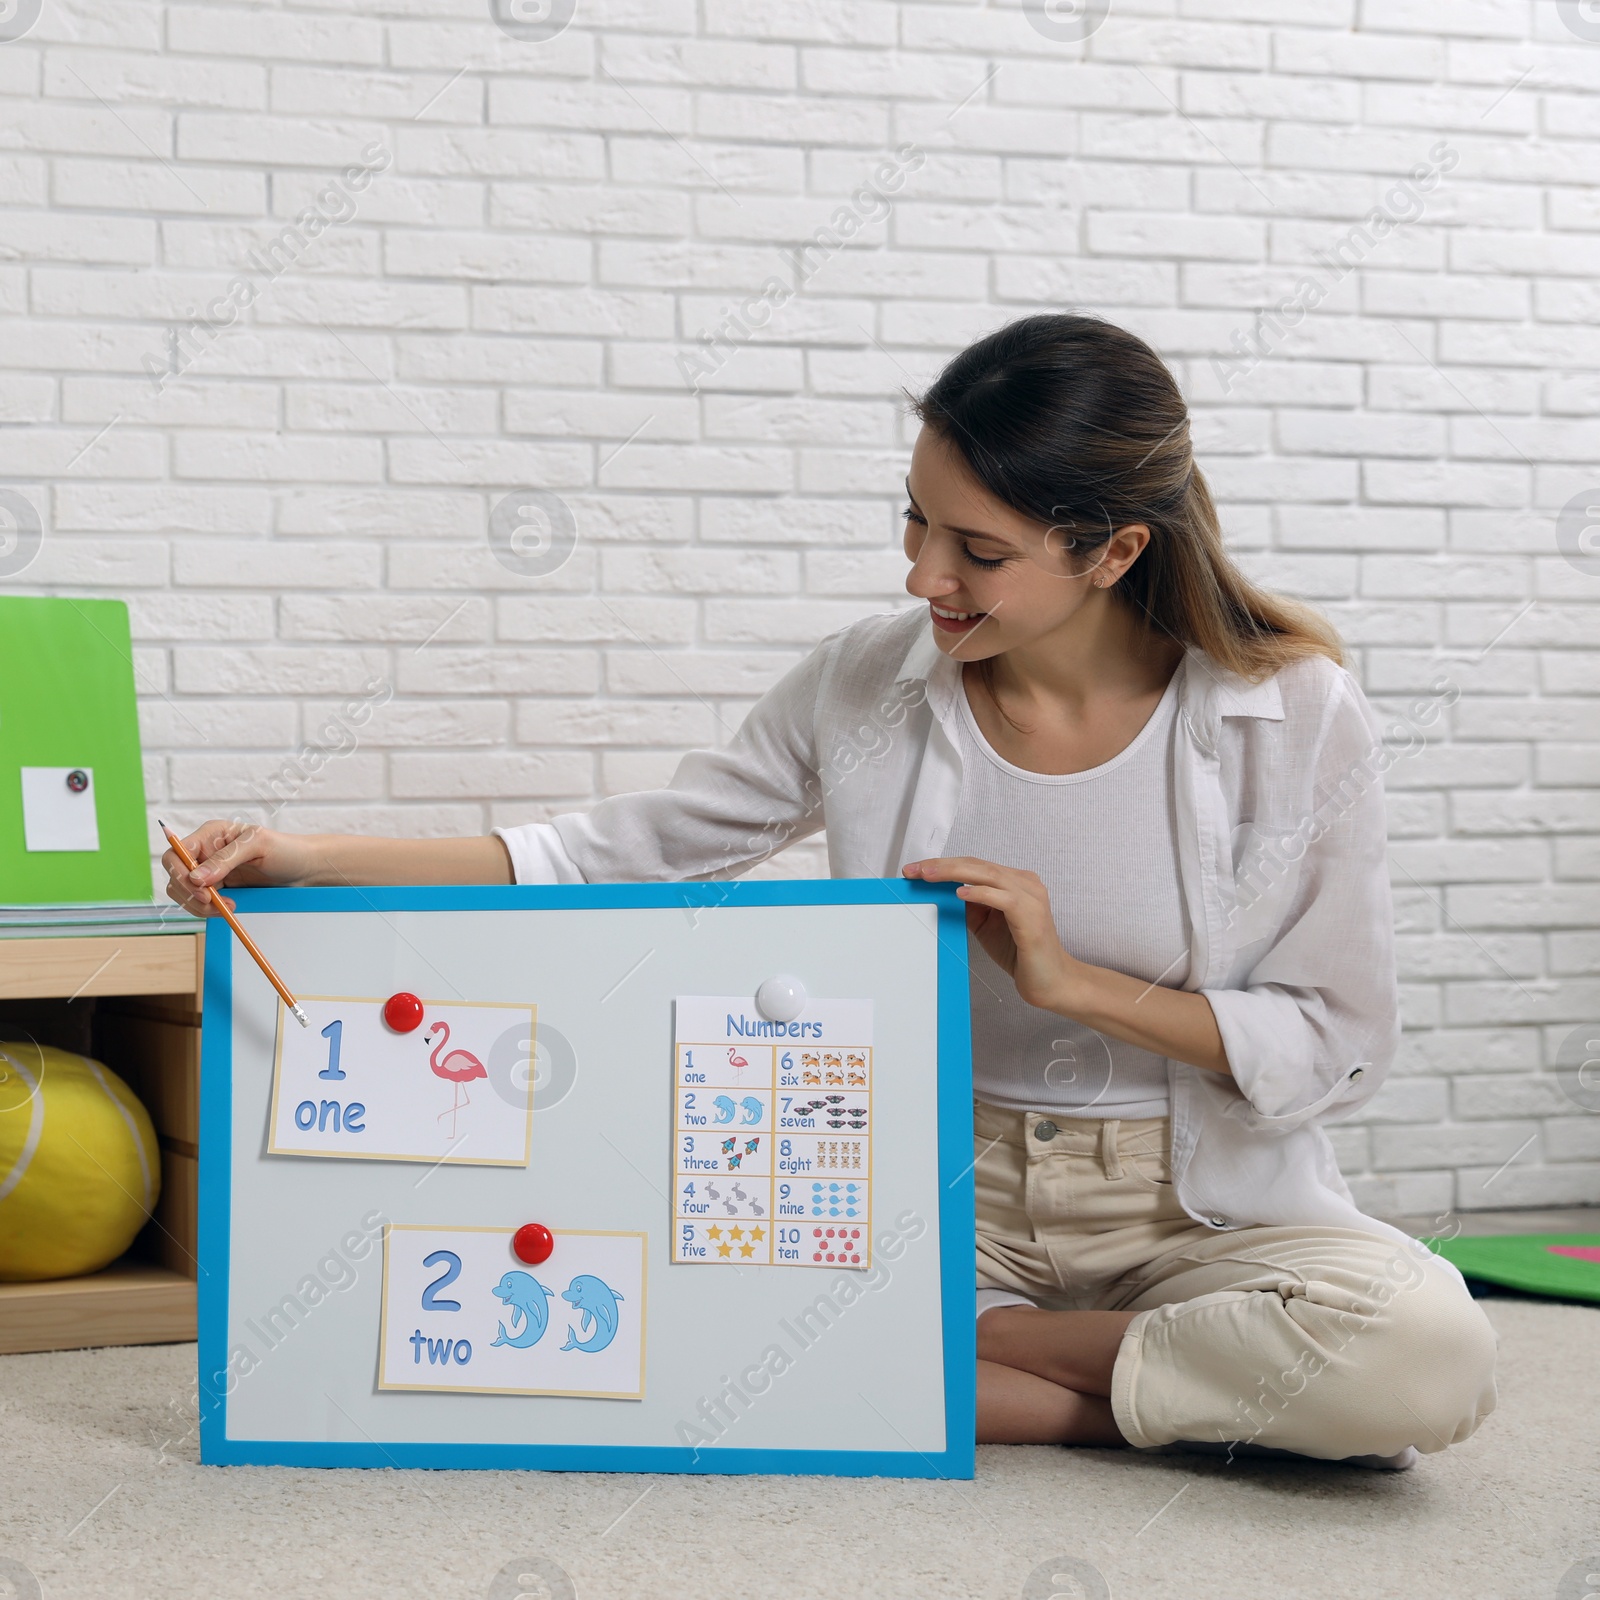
[0,1043,162,1282]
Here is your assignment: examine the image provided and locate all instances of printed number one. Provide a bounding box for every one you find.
[319,1018,345,1080]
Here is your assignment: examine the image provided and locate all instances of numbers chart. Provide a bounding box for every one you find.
[672,996,873,1270]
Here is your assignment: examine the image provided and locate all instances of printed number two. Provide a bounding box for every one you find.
[421,1250,462,1311]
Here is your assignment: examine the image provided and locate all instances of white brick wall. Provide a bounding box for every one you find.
[2,0,1596,1214]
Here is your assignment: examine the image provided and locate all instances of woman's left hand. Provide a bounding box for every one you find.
[902,856,1080,1014]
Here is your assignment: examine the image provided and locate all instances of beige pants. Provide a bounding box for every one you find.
[974,1102,1498,1459]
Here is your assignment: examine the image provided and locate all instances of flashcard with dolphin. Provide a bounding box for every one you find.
[378,1224,646,1399]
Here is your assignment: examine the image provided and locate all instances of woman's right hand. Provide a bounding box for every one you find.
[162,821,322,917]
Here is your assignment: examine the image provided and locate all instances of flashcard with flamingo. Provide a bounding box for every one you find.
[266,995,536,1166]
[377,1224,646,1400]
[672,995,873,1269]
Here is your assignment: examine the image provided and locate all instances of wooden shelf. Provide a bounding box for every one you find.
[0,928,203,1353]
[0,1260,195,1355]
[0,932,201,1001]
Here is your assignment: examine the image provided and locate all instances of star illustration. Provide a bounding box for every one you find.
[739,1242,755,1258]
[706,1225,723,1240]
[748,1226,765,1242]
[716,1242,733,1258]
[729,1225,745,1241]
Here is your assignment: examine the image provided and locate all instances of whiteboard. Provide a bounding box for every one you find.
[197,880,975,1478]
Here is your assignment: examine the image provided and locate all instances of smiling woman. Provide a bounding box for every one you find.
[903,315,1342,681]
[160,311,1497,1471]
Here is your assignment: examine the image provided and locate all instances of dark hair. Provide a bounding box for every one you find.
[910,313,1343,680]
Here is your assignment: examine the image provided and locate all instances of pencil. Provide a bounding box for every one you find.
[158,818,309,1028]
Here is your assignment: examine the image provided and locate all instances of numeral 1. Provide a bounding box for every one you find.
[319,1018,345,1080]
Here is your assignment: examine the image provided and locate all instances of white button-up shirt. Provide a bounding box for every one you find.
[498,605,1421,1253]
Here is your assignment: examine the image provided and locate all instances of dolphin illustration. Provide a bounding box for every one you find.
[711,1094,736,1124]
[560,1274,624,1354]
[490,1270,555,1349]
[738,1096,763,1125]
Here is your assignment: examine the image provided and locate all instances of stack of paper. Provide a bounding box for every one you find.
[0,901,190,938]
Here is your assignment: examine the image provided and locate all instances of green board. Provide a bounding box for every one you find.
[0,596,152,903]
[1427,1234,1600,1304]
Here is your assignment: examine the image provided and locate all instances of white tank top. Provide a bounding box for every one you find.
[943,670,1190,1119]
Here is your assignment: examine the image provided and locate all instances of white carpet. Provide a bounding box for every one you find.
[1,1297,1596,1600]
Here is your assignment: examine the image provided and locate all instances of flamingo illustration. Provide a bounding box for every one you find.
[727,1046,749,1085]
[428,1020,486,1140]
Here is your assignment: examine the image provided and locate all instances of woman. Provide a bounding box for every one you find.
[165,313,1496,1465]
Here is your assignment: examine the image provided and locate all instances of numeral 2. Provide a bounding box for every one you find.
[420,1250,462,1311]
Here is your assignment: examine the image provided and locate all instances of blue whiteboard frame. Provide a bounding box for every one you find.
[198,878,976,1478]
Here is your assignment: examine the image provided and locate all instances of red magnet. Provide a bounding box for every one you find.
[513,1223,554,1266]
[383,991,425,1033]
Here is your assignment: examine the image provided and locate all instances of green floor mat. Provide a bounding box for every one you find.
[1424,1234,1600,1303]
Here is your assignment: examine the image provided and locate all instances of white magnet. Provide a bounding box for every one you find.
[754,974,806,1024]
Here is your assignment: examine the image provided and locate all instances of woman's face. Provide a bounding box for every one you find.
[901,426,1147,662]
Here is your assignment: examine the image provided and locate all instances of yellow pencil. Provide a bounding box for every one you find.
[159,818,309,1028]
